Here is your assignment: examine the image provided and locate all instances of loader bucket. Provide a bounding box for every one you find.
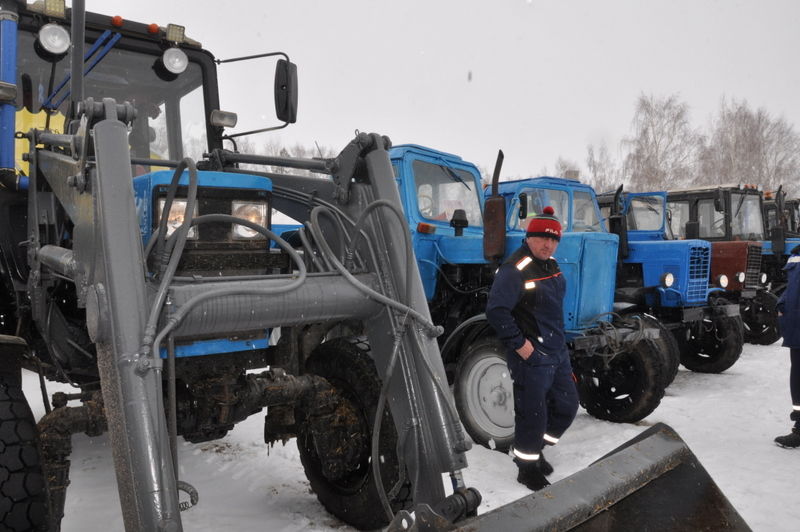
[394,423,749,531]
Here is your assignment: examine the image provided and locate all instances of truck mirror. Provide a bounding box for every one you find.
[518,193,527,219]
[450,209,469,237]
[685,220,699,239]
[275,59,298,124]
[608,214,628,259]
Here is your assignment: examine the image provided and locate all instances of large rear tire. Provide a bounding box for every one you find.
[679,299,744,373]
[296,339,411,530]
[576,339,665,423]
[741,290,781,346]
[453,336,514,452]
[1,336,48,532]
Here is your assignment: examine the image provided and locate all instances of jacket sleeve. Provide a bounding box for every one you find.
[486,264,525,351]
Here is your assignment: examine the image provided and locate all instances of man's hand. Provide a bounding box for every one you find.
[516,339,534,360]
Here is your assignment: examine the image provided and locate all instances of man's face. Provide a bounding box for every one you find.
[526,236,559,261]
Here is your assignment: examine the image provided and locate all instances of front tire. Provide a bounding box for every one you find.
[453,337,514,452]
[741,290,781,346]
[679,299,744,373]
[296,339,411,530]
[1,336,48,532]
[576,338,665,423]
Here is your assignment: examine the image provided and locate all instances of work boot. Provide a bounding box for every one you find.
[538,451,554,476]
[774,428,800,448]
[516,460,551,491]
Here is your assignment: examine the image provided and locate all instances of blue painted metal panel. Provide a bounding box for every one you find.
[159,336,269,358]
[133,169,273,244]
[625,240,711,307]
[0,17,18,172]
[575,233,619,328]
[761,238,800,257]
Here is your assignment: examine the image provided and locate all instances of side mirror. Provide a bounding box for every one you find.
[685,220,700,239]
[450,209,469,237]
[518,193,528,219]
[608,214,628,259]
[275,59,298,124]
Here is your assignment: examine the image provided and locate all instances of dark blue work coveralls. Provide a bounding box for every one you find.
[486,244,579,461]
[777,248,800,429]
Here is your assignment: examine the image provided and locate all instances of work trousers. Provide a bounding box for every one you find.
[506,350,578,456]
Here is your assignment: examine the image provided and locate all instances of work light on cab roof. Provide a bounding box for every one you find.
[37,22,70,56]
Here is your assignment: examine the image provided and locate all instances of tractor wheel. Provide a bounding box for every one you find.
[1,337,49,532]
[576,338,665,423]
[296,339,411,530]
[619,313,680,388]
[453,336,514,452]
[679,300,744,373]
[741,290,782,346]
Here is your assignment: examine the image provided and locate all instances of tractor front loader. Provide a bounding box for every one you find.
[0,1,748,531]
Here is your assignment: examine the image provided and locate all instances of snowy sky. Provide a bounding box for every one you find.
[88,0,800,177]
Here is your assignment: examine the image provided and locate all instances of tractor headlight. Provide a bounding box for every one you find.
[660,272,675,288]
[736,272,746,283]
[716,274,729,288]
[158,198,197,238]
[761,272,768,285]
[162,47,188,75]
[38,23,71,56]
[232,201,267,239]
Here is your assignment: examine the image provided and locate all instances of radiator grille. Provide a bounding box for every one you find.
[687,245,710,303]
[745,245,762,288]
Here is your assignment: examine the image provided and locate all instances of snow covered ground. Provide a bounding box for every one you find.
[24,342,799,531]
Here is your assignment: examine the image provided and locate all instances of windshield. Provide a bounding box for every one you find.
[668,201,690,239]
[412,160,483,226]
[573,190,603,232]
[627,195,664,231]
[698,199,726,238]
[512,188,568,231]
[730,192,765,240]
[15,29,208,172]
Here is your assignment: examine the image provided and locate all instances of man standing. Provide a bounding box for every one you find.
[775,245,800,448]
[486,206,579,491]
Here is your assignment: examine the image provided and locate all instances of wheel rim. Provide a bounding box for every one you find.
[585,354,643,411]
[742,299,779,339]
[462,354,515,440]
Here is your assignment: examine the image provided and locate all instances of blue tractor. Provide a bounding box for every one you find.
[390,145,668,450]
[598,188,745,373]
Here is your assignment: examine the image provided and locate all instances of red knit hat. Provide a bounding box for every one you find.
[526,206,562,241]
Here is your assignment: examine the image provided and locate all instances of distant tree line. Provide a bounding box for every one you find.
[232,138,337,177]
[575,93,800,197]
[230,92,800,199]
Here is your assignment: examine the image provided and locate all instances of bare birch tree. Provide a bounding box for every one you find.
[698,98,800,196]
[585,142,621,194]
[621,93,699,191]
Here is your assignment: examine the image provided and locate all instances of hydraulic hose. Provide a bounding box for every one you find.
[344,199,415,305]
[141,159,199,358]
[308,204,440,336]
[150,214,307,358]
